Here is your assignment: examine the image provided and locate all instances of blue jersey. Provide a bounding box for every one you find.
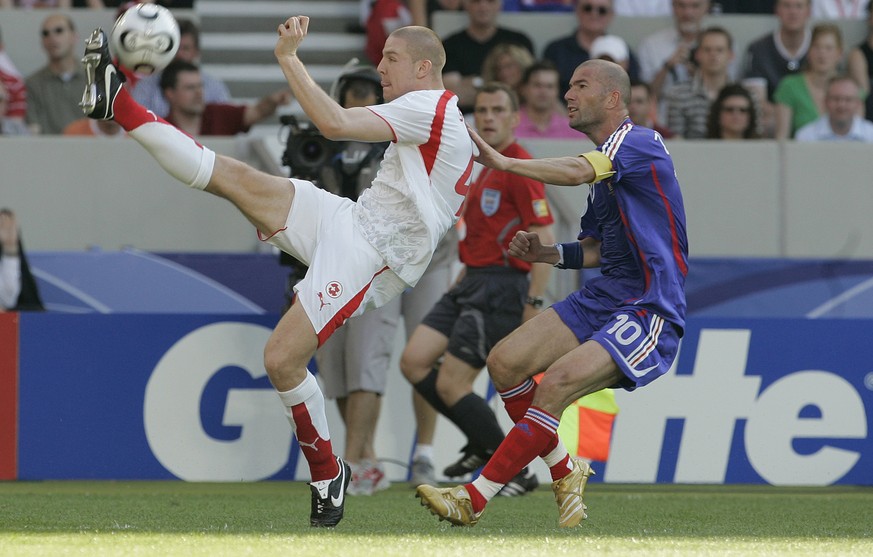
[578,119,688,331]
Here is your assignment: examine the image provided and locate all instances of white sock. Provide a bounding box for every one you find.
[413,444,434,461]
[129,121,214,190]
[542,441,571,469]
[276,371,330,441]
[471,474,504,501]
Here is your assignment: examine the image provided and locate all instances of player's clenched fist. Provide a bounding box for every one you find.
[508,231,542,262]
[275,16,310,59]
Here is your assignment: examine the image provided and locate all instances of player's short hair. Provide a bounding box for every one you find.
[160,60,200,91]
[475,81,520,112]
[390,26,446,73]
[583,59,630,108]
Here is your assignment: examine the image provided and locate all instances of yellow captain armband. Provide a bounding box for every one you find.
[580,150,616,183]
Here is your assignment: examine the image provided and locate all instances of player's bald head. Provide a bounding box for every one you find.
[390,26,446,74]
[582,59,631,108]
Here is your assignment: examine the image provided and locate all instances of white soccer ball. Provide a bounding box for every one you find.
[109,3,180,76]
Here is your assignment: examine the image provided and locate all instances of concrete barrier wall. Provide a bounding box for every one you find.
[3,136,873,258]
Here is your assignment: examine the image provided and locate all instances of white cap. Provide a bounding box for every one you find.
[590,35,629,63]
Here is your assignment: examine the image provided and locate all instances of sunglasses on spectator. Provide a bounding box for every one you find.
[580,4,610,15]
[41,26,68,37]
[721,105,750,114]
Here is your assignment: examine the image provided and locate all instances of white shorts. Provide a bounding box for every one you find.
[264,179,409,345]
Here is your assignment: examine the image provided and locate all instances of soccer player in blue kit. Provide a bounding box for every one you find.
[417,58,688,527]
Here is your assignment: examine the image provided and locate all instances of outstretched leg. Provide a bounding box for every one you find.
[80,28,346,526]
[80,28,291,236]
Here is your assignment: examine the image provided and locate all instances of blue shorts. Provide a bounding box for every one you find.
[552,288,681,391]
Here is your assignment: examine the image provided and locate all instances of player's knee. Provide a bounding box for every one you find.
[485,345,515,386]
[262,342,285,383]
[398,349,421,382]
[537,368,582,411]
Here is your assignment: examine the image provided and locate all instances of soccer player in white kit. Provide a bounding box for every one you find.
[78,17,474,527]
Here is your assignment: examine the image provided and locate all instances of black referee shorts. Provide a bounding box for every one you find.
[421,266,528,369]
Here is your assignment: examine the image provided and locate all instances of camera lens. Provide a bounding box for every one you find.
[302,139,324,162]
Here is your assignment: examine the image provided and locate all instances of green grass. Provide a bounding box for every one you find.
[0,482,871,556]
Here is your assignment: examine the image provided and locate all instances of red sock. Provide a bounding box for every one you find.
[479,406,559,485]
[291,402,339,482]
[550,454,572,481]
[499,380,563,462]
[112,85,170,132]
[465,483,488,513]
[498,379,537,423]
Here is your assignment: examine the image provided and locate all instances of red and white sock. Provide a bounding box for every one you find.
[498,378,536,423]
[113,85,214,190]
[467,406,559,513]
[498,378,572,480]
[277,371,338,483]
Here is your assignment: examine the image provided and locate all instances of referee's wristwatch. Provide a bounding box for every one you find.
[525,296,544,309]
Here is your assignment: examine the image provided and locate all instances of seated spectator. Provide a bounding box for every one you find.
[590,34,629,70]
[706,83,761,138]
[365,0,413,65]
[25,13,86,134]
[664,26,734,139]
[774,23,844,139]
[0,208,43,312]
[408,0,463,28]
[515,61,579,138]
[712,0,775,12]
[1,81,27,135]
[812,0,870,19]
[442,0,534,112]
[795,75,873,141]
[629,79,674,137]
[543,0,641,99]
[63,117,125,137]
[160,60,290,136]
[0,26,27,134]
[0,0,71,7]
[132,19,232,119]
[743,0,811,103]
[638,0,711,102]
[75,1,193,7]
[481,43,534,98]
[847,4,873,121]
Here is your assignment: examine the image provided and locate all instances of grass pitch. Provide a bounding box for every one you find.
[1,481,871,556]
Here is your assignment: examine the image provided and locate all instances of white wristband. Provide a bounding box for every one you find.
[553,243,564,268]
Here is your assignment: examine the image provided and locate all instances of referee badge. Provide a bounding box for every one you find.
[532,199,550,218]
[481,188,501,216]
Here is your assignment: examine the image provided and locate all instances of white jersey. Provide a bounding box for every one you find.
[358,90,474,286]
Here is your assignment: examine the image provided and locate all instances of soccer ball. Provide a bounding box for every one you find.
[109,3,180,75]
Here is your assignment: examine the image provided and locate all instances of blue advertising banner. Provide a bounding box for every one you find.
[608,318,873,485]
[16,313,873,485]
[17,313,299,481]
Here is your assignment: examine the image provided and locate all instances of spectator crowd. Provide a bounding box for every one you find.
[3,0,873,142]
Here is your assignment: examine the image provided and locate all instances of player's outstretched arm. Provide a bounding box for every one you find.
[274,16,392,142]
[469,125,595,186]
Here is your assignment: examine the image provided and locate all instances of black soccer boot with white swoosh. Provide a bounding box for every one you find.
[80,28,125,120]
[309,456,351,527]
